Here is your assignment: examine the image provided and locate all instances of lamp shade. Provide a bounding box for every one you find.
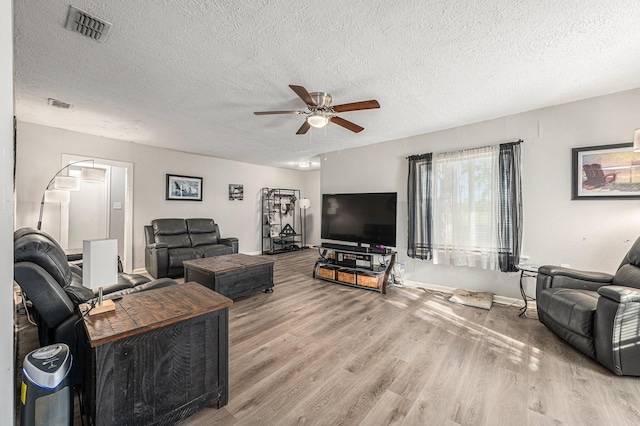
[81,167,106,182]
[299,198,311,209]
[634,128,640,152]
[44,189,70,204]
[52,175,80,191]
[83,239,118,290]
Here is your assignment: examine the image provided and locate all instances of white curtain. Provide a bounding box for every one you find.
[431,145,500,269]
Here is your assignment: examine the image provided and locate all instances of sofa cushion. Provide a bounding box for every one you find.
[153,219,192,248]
[197,244,234,258]
[191,233,217,247]
[153,218,188,235]
[151,219,191,248]
[14,229,72,287]
[186,218,215,233]
[187,218,219,247]
[538,288,598,337]
[613,264,640,290]
[158,234,191,249]
[167,247,202,268]
[119,273,151,287]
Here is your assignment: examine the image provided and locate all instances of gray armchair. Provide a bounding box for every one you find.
[536,237,640,376]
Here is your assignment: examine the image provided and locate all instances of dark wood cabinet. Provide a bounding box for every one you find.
[82,283,232,425]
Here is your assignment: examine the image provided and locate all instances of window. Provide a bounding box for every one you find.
[407,141,522,272]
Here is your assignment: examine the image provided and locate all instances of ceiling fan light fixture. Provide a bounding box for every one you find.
[307,113,329,128]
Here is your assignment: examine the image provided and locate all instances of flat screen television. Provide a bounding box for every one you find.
[321,192,397,248]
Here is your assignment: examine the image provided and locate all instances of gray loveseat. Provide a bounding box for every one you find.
[145,218,238,278]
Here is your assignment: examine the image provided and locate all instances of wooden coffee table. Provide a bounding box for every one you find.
[184,253,274,299]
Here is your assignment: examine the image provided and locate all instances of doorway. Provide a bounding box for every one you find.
[59,155,134,273]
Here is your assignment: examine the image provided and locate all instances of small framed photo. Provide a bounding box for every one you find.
[572,142,640,200]
[270,224,281,237]
[229,184,244,201]
[166,174,203,201]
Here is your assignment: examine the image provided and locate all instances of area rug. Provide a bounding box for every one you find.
[449,288,493,310]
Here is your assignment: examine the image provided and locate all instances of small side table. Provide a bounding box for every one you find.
[82,282,232,425]
[515,264,539,318]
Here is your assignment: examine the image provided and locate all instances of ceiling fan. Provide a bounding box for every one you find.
[254,85,380,134]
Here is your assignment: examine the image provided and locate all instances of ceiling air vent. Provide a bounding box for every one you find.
[65,6,112,43]
[48,98,72,109]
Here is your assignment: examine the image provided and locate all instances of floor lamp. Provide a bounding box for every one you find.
[37,159,106,230]
[299,198,311,249]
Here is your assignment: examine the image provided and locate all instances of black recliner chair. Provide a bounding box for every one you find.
[536,236,640,376]
[14,227,178,385]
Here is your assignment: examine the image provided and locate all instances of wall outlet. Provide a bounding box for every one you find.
[113,202,122,210]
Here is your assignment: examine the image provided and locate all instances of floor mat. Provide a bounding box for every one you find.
[449,288,493,310]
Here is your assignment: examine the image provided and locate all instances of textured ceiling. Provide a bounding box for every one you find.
[13,0,640,170]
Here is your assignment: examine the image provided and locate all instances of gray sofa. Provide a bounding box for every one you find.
[536,236,640,376]
[145,218,238,278]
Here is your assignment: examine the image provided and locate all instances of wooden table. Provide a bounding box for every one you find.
[184,253,274,299]
[82,282,232,426]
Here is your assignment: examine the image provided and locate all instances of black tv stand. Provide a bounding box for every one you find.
[313,245,396,294]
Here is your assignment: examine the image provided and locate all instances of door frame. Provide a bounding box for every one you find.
[60,154,135,273]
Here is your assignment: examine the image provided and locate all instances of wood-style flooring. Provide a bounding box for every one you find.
[15,250,640,425]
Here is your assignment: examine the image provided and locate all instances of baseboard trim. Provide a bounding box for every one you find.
[401,279,525,308]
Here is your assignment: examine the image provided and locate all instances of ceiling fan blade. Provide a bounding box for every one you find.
[332,100,380,113]
[296,120,311,135]
[289,85,317,106]
[254,111,303,115]
[330,116,364,133]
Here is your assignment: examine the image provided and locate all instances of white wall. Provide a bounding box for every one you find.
[1,0,14,418]
[15,122,320,270]
[321,88,640,299]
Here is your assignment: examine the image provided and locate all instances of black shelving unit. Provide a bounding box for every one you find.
[261,187,302,254]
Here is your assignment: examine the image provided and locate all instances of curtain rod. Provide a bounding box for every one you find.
[406,139,523,159]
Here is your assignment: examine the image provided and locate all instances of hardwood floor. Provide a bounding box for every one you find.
[15,250,640,425]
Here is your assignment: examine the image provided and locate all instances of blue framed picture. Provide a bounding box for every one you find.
[166,174,203,201]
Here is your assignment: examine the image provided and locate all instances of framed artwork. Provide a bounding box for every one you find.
[269,224,281,237]
[572,142,640,199]
[166,174,203,201]
[229,184,243,201]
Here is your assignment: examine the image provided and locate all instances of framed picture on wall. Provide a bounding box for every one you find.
[229,184,244,200]
[572,142,640,199]
[166,174,203,201]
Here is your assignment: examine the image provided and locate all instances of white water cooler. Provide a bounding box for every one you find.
[20,343,73,426]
